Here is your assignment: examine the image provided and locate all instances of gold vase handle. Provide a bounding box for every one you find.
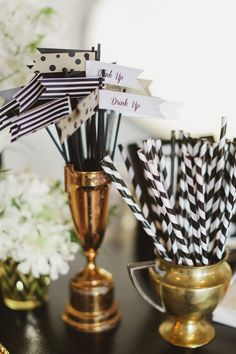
[127,260,166,313]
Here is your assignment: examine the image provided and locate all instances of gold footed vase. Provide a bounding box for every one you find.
[62,165,120,333]
[128,256,232,348]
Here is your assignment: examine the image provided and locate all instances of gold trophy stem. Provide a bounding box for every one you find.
[85,249,96,272]
[62,166,120,332]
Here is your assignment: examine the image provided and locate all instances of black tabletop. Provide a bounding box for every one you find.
[0,217,236,354]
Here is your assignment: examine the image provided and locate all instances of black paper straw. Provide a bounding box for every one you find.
[90,113,97,163]
[111,112,122,159]
[55,125,69,163]
[106,111,116,153]
[85,119,91,161]
[46,127,68,163]
[72,131,82,170]
[169,130,176,196]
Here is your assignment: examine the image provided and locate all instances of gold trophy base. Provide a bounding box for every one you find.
[62,267,121,333]
[159,318,215,348]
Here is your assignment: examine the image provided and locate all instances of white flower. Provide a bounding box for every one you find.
[0,0,56,89]
[0,171,79,280]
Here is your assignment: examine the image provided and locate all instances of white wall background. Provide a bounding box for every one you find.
[86,0,236,139]
[3,0,85,179]
[3,0,236,177]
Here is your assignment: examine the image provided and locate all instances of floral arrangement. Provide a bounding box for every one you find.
[0,171,79,280]
[0,0,55,89]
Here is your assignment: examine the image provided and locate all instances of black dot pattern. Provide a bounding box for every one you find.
[36,51,96,73]
[49,65,56,71]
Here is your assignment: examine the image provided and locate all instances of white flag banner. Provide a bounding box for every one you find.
[86,61,143,89]
[99,90,165,118]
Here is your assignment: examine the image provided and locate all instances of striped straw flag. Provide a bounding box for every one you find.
[0,100,19,131]
[10,96,72,142]
[39,77,102,100]
[13,73,45,113]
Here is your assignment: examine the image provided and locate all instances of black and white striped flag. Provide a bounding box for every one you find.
[13,73,45,113]
[0,100,20,131]
[39,77,102,100]
[10,96,71,142]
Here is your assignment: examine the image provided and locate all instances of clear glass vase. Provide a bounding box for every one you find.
[1,259,49,310]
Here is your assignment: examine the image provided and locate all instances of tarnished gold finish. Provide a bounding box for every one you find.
[62,165,120,332]
[149,256,232,348]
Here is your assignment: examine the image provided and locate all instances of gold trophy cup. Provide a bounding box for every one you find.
[62,165,120,332]
[128,256,232,348]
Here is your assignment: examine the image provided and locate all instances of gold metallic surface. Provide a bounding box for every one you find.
[0,344,9,354]
[149,257,232,348]
[63,165,120,332]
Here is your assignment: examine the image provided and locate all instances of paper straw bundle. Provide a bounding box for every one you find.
[101,117,236,266]
[0,45,174,172]
[0,45,125,171]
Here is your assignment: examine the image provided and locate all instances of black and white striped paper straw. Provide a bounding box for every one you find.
[213,163,236,261]
[209,117,227,243]
[184,154,202,265]
[100,156,171,261]
[137,149,170,234]
[118,144,157,234]
[194,157,209,265]
[147,161,194,266]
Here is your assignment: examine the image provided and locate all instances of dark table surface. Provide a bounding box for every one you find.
[0,213,236,354]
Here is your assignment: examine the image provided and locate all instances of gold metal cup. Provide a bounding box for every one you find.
[128,255,232,348]
[0,344,9,354]
[62,165,120,332]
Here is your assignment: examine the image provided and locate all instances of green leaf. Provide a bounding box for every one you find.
[26,34,45,53]
[11,197,21,210]
[40,7,56,17]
